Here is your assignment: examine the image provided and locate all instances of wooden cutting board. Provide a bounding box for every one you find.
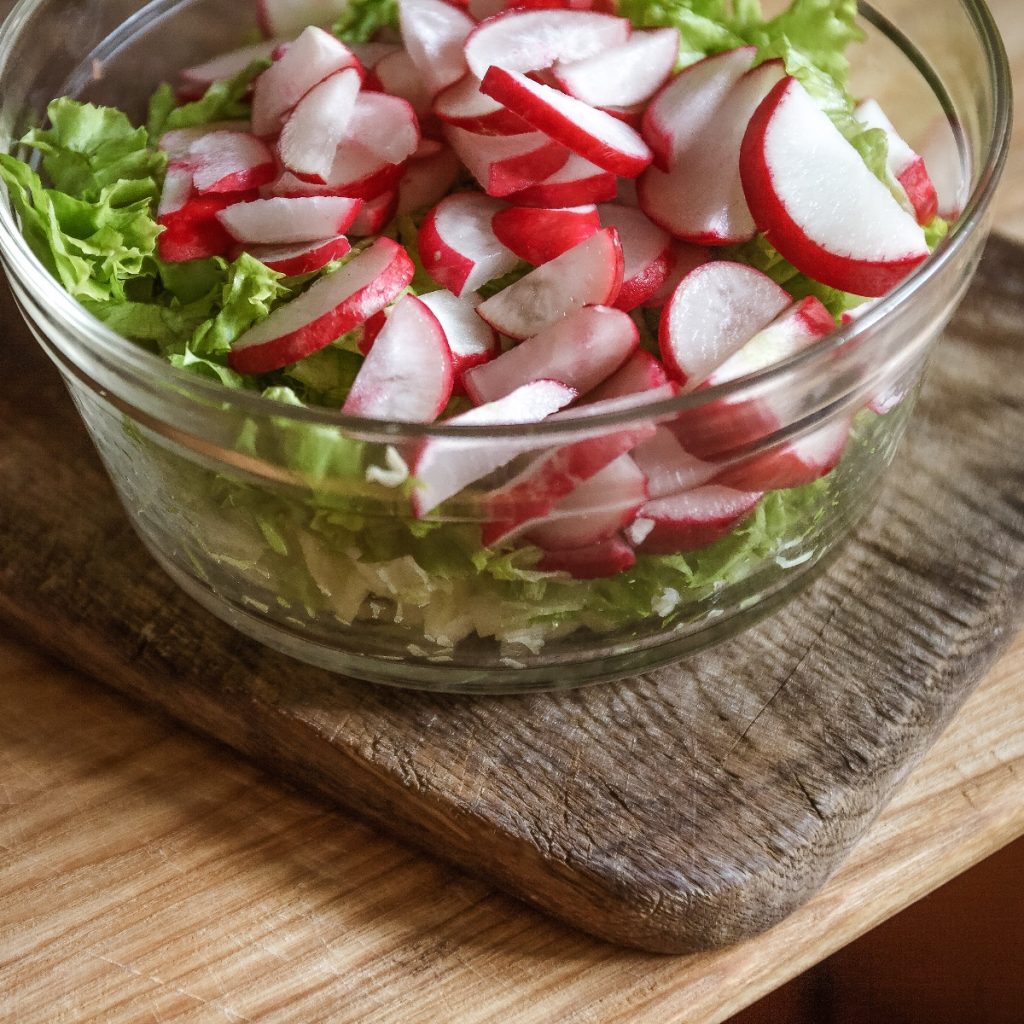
[2,236,1023,955]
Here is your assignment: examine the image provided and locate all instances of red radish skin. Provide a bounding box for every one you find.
[242,236,352,276]
[463,304,638,403]
[642,46,756,171]
[475,227,624,339]
[251,27,361,137]
[659,261,792,388]
[677,296,837,459]
[641,241,710,308]
[183,132,276,194]
[158,191,246,263]
[271,147,404,201]
[627,486,762,554]
[216,196,363,244]
[433,75,534,135]
[491,204,601,264]
[740,77,929,297]
[583,349,669,402]
[711,416,850,492]
[480,67,653,178]
[481,389,669,545]
[597,203,673,310]
[463,9,631,80]
[418,192,518,296]
[505,154,617,207]
[399,0,475,96]
[257,0,351,38]
[417,289,499,382]
[444,126,570,197]
[525,454,648,550]
[553,27,679,108]
[396,146,461,217]
[536,537,636,579]
[229,238,414,374]
[854,98,939,225]
[631,426,718,499]
[348,191,399,236]
[410,380,578,516]
[638,60,786,245]
[342,295,454,422]
[278,69,361,183]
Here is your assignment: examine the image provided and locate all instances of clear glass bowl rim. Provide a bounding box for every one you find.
[0,0,1012,442]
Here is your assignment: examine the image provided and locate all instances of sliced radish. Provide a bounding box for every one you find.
[676,296,836,459]
[480,67,653,177]
[638,60,785,245]
[597,203,672,310]
[855,98,939,225]
[157,162,195,220]
[463,9,631,79]
[217,195,362,244]
[257,0,351,37]
[418,289,499,381]
[399,0,474,96]
[418,192,518,296]
[642,46,755,171]
[344,92,421,166]
[158,197,237,262]
[369,49,434,118]
[251,27,361,137]
[626,485,762,554]
[396,145,461,216]
[278,68,361,184]
[410,380,577,516]
[740,77,929,297]
[342,295,454,421]
[491,204,600,264]
[348,42,401,69]
[504,153,617,207]
[712,416,850,492]
[481,389,667,545]
[658,261,792,388]
[918,116,967,221]
[525,454,648,549]
[348,191,399,236]
[535,537,636,579]
[464,304,637,403]
[229,237,414,374]
[272,145,404,201]
[640,241,710,308]
[553,27,678,108]
[242,236,352,275]
[181,40,280,92]
[158,122,250,160]
[704,294,835,386]
[583,349,669,402]
[475,227,623,338]
[176,132,276,195]
[433,74,534,135]
[444,126,570,197]
[630,426,718,499]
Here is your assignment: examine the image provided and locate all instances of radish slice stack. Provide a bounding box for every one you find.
[145,2,950,576]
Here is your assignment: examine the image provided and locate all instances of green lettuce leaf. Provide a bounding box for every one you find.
[147,60,269,137]
[21,98,165,201]
[0,154,160,302]
[333,0,400,43]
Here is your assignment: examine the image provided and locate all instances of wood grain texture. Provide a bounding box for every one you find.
[1,628,1021,1024]
[2,234,1024,954]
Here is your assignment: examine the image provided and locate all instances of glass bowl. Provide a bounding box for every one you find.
[0,0,1011,692]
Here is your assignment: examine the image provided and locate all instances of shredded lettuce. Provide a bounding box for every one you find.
[147,61,269,137]
[333,0,400,43]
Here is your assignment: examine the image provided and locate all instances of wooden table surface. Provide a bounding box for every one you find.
[2,3,1023,1021]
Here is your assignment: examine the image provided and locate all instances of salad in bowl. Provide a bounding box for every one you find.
[0,0,1007,690]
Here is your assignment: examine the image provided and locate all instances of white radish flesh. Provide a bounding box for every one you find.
[217,195,363,244]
